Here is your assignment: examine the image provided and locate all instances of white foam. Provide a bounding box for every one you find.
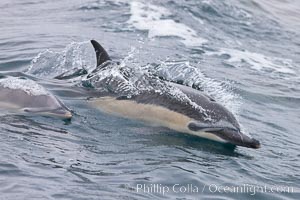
[206,48,296,74]
[128,1,207,46]
[0,77,50,96]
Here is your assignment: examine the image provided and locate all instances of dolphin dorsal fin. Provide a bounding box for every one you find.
[91,40,111,67]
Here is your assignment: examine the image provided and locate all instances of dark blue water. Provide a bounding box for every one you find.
[0,0,299,199]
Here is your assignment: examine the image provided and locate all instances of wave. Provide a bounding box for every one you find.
[127,1,207,46]
[251,0,300,33]
[206,48,296,75]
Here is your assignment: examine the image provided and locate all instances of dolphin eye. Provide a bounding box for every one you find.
[204,94,215,102]
[226,127,239,133]
[209,97,216,102]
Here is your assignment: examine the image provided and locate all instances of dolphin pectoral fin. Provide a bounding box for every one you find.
[22,107,72,119]
[23,107,45,113]
[187,122,224,132]
[91,40,111,67]
[54,68,88,80]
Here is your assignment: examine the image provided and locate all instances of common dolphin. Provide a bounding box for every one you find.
[0,76,72,119]
[81,40,261,148]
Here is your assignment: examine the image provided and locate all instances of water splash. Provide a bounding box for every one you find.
[25,41,96,80]
[0,77,50,96]
[152,60,242,115]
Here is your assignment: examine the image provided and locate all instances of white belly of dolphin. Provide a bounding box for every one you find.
[0,100,26,115]
[0,102,20,110]
[90,97,226,143]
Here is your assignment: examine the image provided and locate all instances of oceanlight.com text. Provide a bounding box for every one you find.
[134,183,295,196]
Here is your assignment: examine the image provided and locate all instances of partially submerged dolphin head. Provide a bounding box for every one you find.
[188,120,261,149]
[168,83,261,149]
[0,77,72,119]
[88,40,260,149]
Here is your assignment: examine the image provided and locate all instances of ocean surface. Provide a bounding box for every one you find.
[0,0,300,199]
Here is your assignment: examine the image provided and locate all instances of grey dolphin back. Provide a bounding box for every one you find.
[91,40,111,67]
